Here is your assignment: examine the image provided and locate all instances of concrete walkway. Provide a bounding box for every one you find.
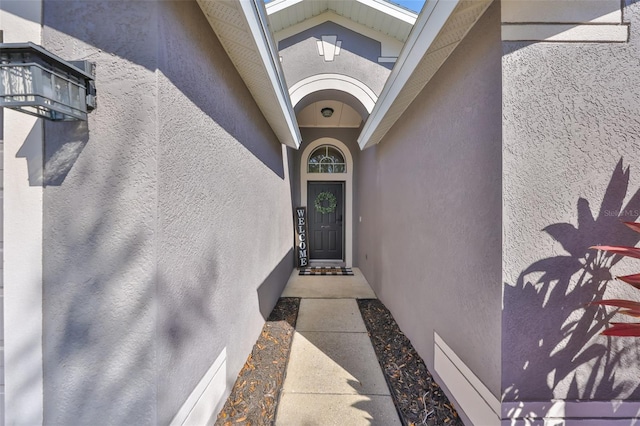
[275,268,401,426]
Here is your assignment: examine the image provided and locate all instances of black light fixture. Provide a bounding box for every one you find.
[0,42,96,121]
[320,107,334,118]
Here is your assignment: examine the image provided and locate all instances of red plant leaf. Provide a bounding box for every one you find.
[588,299,640,310]
[618,309,640,318]
[601,323,640,337]
[623,222,640,234]
[589,245,640,259]
[617,273,640,290]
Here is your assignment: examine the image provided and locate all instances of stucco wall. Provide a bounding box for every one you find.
[41,1,293,424]
[357,1,502,400]
[502,0,640,403]
[155,2,293,423]
[278,21,391,95]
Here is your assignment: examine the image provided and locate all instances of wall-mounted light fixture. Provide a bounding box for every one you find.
[0,42,96,121]
[321,107,334,118]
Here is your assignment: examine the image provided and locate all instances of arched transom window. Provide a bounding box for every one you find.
[307,145,347,173]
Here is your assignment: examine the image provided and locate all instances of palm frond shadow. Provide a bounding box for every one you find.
[503,159,640,402]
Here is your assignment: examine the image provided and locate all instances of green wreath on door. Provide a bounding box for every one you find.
[314,191,337,214]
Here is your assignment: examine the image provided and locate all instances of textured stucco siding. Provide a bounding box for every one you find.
[357,1,502,399]
[156,2,293,423]
[41,1,293,424]
[502,0,640,402]
[279,21,391,96]
[42,1,159,424]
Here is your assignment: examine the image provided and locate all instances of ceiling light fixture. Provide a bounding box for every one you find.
[320,107,334,118]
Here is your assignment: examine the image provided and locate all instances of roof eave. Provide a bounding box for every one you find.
[197,0,301,149]
[358,0,493,150]
[357,0,419,24]
[266,0,417,43]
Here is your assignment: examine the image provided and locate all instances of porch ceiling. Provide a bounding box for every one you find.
[297,101,363,128]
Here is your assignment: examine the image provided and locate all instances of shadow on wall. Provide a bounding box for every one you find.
[503,159,640,407]
[159,1,285,179]
[16,120,91,187]
[257,248,294,320]
[15,121,45,186]
[43,120,90,186]
[157,241,222,425]
[11,0,286,182]
[44,225,158,424]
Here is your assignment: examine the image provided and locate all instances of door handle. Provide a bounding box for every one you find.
[321,225,330,229]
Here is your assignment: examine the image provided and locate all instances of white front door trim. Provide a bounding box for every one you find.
[301,138,353,267]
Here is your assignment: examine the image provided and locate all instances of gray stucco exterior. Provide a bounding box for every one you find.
[357,0,502,402]
[278,21,391,96]
[41,1,293,424]
[502,0,640,403]
[4,0,640,423]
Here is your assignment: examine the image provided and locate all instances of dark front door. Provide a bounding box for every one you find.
[308,182,344,260]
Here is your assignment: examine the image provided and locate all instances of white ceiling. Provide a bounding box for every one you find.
[297,101,363,128]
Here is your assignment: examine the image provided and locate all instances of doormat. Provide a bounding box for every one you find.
[299,267,354,276]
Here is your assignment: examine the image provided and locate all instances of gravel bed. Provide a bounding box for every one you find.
[358,299,463,426]
[215,296,461,425]
[215,297,300,426]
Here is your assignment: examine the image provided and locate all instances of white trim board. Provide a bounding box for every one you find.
[267,0,417,23]
[357,0,417,24]
[503,400,640,425]
[3,114,44,426]
[289,74,378,114]
[239,0,301,148]
[434,331,640,425]
[501,0,622,25]
[170,348,227,426]
[1,2,45,424]
[434,332,500,426]
[502,24,629,42]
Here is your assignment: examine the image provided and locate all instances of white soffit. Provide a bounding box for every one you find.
[358,0,493,150]
[266,0,417,43]
[196,0,301,149]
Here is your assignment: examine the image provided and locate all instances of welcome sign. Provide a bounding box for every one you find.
[294,207,309,268]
